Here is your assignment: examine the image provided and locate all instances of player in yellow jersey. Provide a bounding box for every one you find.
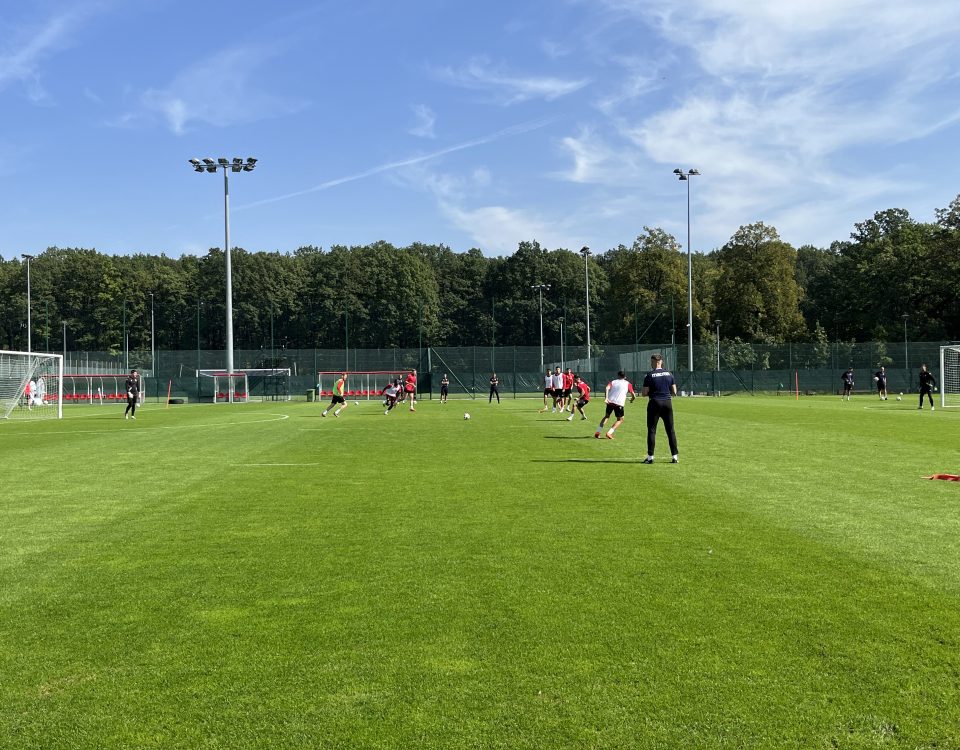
[322,373,349,417]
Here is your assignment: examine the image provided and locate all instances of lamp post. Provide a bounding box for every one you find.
[149,292,155,375]
[715,319,721,371]
[21,254,34,353]
[122,299,128,371]
[532,283,551,372]
[580,246,592,374]
[902,314,909,387]
[673,168,700,377]
[189,157,257,382]
[196,299,203,372]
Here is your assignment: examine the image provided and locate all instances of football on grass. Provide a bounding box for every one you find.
[463,413,471,420]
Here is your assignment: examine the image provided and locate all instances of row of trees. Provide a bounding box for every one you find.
[2,196,959,356]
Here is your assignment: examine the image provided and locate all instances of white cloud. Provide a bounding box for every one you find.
[435,56,590,104]
[409,104,436,138]
[122,44,307,135]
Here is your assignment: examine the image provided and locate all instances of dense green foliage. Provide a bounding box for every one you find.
[2,397,959,748]
[3,195,959,354]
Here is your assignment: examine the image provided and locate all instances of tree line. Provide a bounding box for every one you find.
[2,195,959,356]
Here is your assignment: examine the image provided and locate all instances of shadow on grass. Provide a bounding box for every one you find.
[532,458,649,464]
[543,435,595,440]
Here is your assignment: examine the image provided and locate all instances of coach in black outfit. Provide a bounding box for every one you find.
[641,353,679,464]
[918,363,937,410]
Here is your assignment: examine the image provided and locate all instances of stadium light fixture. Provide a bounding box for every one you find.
[21,254,34,353]
[188,156,258,386]
[532,283,551,372]
[902,314,910,376]
[674,168,700,379]
[580,246,592,375]
[715,319,721,372]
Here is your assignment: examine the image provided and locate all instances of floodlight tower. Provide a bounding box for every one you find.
[673,168,700,376]
[580,246,592,374]
[532,283,551,371]
[188,157,257,378]
[21,254,34,353]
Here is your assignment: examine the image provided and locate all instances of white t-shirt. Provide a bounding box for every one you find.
[605,378,635,406]
[552,373,564,389]
[544,374,552,388]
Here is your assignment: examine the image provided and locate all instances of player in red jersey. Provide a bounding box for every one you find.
[566,375,590,421]
[562,368,575,412]
[403,369,417,411]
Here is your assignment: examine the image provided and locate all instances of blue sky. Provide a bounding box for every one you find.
[2,0,959,260]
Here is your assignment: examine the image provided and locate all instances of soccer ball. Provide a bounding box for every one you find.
[896,395,902,401]
[354,401,360,406]
[463,413,471,420]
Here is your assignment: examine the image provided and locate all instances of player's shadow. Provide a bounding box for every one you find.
[532,458,650,464]
[543,434,594,439]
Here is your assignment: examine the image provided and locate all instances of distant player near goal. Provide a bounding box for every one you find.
[124,369,140,420]
[440,374,450,404]
[841,368,854,401]
[918,364,937,411]
[322,373,349,418]
[595,370,635,440]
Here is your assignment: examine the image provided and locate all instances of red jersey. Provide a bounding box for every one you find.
[576,381,590,401]
[563,372,575,390]
[405,373,417,392]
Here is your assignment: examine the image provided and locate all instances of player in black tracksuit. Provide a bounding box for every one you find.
[641,354,678,464]
[841,368,854,401]
[918,364,937,410]
[124,369,140,420]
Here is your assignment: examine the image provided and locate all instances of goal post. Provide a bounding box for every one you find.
[197,370,249,403]
[0,350,63,420]
[316,371,407,401]
[940,345,960,408]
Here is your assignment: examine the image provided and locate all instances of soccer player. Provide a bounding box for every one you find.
[489,372,500,403]
[322,373,349,417]
[403,369,417,411]
[841,368,854,401]
[566,375,590,421]
[552,366,564,412]
[124,368,140,420]
[918,364,937,410]
[641,353,679,464]
[595,370,635,440]
[562,368,575,412]
[440,374,450,404]
[538,369,553,412]
[24,378,34,410]
[382,379,401,414]
[35,375,46,406]
[874,366,888,400]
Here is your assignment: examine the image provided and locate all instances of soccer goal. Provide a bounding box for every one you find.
[316,371,407,401]
[244,368,291,402]
[51,373,148,406]
[940,345,960,408]
[0,350,63,420]
[197,370,249,403]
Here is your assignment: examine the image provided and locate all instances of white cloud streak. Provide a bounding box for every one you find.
[408,104,436,138]
[434,56,590,104]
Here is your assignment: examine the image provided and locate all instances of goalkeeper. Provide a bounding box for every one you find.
[918,364,937,411]
[124,369,140,420]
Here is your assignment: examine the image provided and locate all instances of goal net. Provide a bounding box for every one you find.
[316,371,407,401]
[197,371,249,403]
[51,373,148,406]
[941,345,960,408]
[0,350,63,420]
[244,368,291,402]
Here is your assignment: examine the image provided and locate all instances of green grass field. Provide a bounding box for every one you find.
[2,394,959,749]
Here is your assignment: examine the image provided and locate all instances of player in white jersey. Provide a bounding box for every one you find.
[539,369,553,412]
[595,370,636,440]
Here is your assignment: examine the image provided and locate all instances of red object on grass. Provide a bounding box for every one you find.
[924,474,960,481]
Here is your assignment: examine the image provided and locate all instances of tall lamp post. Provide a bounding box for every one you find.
[902,314,909,388]
[21,254,34,353]
[715,319,721,371]
[532,283,551,371]
[149,292,155,375]
[189,157,257,382]
[673,168,700,378]
[580,246,592,374]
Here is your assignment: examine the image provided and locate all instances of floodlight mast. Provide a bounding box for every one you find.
[21,254,34,353]
[532,283,551,371]
[188,157,257,386]
[673,168,700,378]
[580,247,592,374]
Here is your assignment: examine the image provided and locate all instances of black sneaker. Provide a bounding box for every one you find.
[642,457,654,464]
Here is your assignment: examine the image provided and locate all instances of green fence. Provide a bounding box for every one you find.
[55,340,954,402]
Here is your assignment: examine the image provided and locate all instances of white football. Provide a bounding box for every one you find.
[463,413,471,420]
[354,401,360,406]
[896,396,902,401]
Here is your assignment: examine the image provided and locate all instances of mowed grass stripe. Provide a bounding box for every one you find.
[1,397,959,748]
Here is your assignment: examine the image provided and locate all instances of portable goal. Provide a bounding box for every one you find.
[0,350,63,420]
[941,345,960,408]
[316,371,408,401]
[197,370,249,403]
[51,373,147,406]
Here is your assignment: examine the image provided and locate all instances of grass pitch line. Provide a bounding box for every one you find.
[231,463,320,467]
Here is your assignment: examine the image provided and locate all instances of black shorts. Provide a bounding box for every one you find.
[330,395,345,405]
[604,403,625,419]
[877,381,886,391]
[562,389,572,398]
[440,386,449,395]
[577,397,589,409]
[553,388,563,398]
[543,387,552,395]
